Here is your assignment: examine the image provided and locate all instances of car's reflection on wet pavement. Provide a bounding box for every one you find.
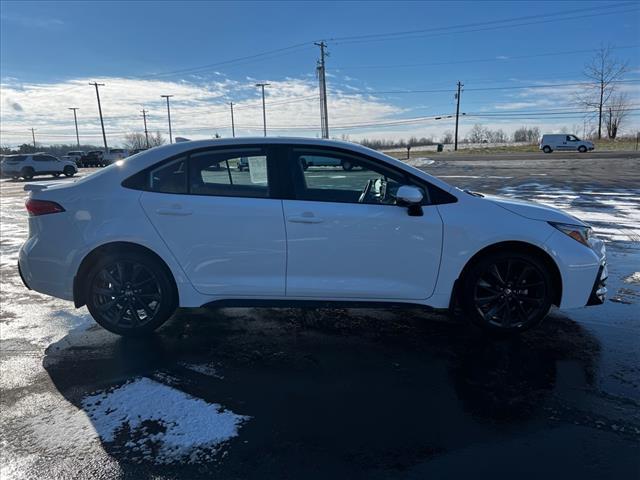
[40,304,637,479]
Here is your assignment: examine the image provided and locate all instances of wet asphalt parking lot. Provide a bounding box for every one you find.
[1,153,639,479]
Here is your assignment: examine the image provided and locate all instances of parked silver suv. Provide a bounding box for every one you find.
[0,153,77,180]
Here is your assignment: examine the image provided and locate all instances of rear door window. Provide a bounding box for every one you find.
[189,149,269,198]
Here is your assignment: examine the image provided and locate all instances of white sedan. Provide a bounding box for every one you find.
[18,138,607,336]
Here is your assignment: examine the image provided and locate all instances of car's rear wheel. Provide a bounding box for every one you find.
[542,146,552,153]
[578,146,587,153]
[461,251,553,333]
[53,172,61,178]
[21,167,34,180]
[85,252,177,336]
[342,160,354,171]
[63,166,75,177]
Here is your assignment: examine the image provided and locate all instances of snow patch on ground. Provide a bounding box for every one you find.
[405,157,435,168]
[499,185,640,243]
[180,362,225,379]
[0,355,42,389]
[81,377,248,464]
[623,272,640,284]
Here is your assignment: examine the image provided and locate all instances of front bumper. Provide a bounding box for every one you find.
[586,263,607,305]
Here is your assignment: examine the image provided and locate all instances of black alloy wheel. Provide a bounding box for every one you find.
[463,252,553,333]
[86,253,177,335]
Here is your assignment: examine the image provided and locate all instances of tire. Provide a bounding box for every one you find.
[578,146,587,153]
[52,173,61,178]
[11,176,19,180]
[460,251,553,334]
[342,161,354,171]
[63,166,75,177]
[85,251,177,336]
[21,167,34,180]
[542,146,552,154]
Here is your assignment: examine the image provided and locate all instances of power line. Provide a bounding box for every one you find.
[332,44,640,70]
[330,3,638,45]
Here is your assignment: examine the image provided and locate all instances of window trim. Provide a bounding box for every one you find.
[283,145,457,206]
[122,144,284,199]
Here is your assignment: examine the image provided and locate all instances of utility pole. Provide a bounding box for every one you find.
[454,81,463,151]
[30,128,36,149]
[68,107,80,148]
[161,95,174,143]
[229,102,236,137]
[89,82,108,151]
[141,108,150,148]
[315,41,329,139]
[255,83,270,136]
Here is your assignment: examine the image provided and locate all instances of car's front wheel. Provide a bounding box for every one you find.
[461,251,553,333]
[63,166,75,177]
[578,146,587,153]
[21,167,34,180]
[85,252,177,336]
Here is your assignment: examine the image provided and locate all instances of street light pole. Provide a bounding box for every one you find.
[161,95,174,143]
[141,108,150,148]
[68,107,80,148]
[89,82,108,151]
[230,102,235,137]
[255,83,270,137]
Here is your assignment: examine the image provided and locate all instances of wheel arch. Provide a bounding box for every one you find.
[73,241,179,308]
[454,240,562,308]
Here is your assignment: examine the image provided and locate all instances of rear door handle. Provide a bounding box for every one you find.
[288,214,323,224]
[156,207,193,216]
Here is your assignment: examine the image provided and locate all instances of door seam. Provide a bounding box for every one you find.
[280,199,289,296]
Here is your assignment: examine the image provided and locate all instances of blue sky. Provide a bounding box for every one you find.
[1,0,639,146]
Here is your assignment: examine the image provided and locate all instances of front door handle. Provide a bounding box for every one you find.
[156,206,193,216]
[288,213,323,224]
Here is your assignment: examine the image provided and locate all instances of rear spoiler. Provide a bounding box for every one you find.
[24,183,53,192]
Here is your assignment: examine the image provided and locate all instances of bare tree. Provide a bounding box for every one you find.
[441,130,453,144]
[123,131,166,150]
[605,92,630,139]
[467,124,488,143]
[581,45,628,139]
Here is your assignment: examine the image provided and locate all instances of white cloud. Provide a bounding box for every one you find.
[0,76,402,145]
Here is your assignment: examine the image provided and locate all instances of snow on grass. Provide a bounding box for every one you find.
[81,377,249,464]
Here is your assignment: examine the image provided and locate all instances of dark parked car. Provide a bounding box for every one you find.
[80,151,105,167]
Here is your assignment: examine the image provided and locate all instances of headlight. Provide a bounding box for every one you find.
[549,222,593,247]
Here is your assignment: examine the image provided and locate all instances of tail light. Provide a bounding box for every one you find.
[25,199,65,216]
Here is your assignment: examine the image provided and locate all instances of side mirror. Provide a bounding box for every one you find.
[396,185,424,216]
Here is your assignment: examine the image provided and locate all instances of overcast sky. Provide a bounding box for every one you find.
[1,0,639,147]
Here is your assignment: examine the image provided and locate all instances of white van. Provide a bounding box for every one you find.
[539,134,594,153]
